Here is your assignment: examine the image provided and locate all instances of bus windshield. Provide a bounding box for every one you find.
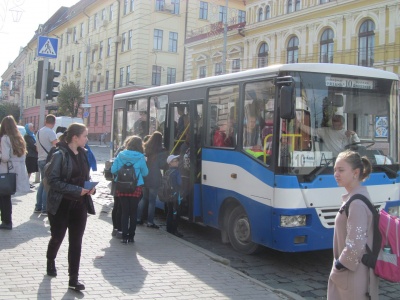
[279,71,398,178]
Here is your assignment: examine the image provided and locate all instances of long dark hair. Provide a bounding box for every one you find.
[0,115,26,157]
[144,131,163,157]
[63,123,87,144]
[126,136,144,153]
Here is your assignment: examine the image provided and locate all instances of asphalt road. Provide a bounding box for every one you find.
[89,143,399,300]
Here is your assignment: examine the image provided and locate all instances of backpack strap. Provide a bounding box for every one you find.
[344,194,382,268]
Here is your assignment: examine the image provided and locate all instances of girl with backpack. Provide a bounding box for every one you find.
[111,136,148,244]
[327,150,378,300]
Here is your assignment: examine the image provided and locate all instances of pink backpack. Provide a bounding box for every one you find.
[345,194,400,283]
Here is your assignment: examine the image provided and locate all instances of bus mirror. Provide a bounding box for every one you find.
[280,85,295,119]
[331,95,344,107]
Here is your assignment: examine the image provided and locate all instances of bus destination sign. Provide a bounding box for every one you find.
[325,77,374,89]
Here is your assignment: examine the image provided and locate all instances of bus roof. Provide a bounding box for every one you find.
[114,63,398,101]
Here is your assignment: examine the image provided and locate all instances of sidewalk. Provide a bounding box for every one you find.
[0,189,298,300]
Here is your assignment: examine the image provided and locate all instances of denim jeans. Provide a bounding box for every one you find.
[35,160,47,212]
[137,187,157,225]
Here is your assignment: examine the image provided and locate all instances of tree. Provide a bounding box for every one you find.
[0,102,20,123]
[57,82,83,117]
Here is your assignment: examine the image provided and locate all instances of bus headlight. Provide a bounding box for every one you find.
[280,215,307,227]
[387,206,400,218]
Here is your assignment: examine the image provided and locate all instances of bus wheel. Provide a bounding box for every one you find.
[227,206,259,254]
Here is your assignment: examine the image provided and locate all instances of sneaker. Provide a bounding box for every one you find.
[0,223,12,230]
[41,211,48,216]
[147,223,159,229]
[68,280,85,291]
[34,209,41,213]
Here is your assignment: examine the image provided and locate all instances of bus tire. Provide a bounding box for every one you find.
[227,206,259,254]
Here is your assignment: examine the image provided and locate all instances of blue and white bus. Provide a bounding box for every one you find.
[111,63,400,254]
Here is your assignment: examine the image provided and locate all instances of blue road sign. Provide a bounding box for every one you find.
[37,36,58,59]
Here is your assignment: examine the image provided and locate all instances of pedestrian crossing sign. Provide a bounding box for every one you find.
[37,36,58,58]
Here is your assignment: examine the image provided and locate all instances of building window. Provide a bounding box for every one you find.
[199,66,206,78]
[167,67,176,84]
[121,32,126,52]
[320,28,334,63]
[320,0,331,3]
[287,0,293,13]
[90,81,93,92]
[130,0,134,12]
[172,0,179,14]
[287,36,299,64]
[73,27,77,42]
[60,34,63,48]
[107,38,112,56]
[152,65,161,86]
[258,43,268,67]
[91,50,96,62]
[295,0,300,11]
[215,62,222,75]
[119,67,124,87]
[65,61,68,73]
[71,55,74,71]
[95,106,99,125]
[358,19,375,67]
[238,10,245,23]
[80,23,84,38]
[126,65,131,86]
[99,41,103,59]
[94,13,98,29]
[103,105,107,125]
[265,6,271,20]
[128,30,133,50]
[87,17,90,34]
[199,1,208,20]
[102,8,106,20]
[156,0,165,11]
[169,32,178,52]
[109,4,113,21]
[78,52,82,68]
[97,78,101,92]
[123,0,128,15]
[258,8,263,22]
[66,31,70,45]
[232,59,240,72]
[219,6,227,23]
[153,29,163,50]
[105,70,109,90]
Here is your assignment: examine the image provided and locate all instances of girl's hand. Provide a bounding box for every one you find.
[81,188,90,196]
[88,188,96,195]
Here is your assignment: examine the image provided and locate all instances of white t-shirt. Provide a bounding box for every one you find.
[36,126,57,161]
[315,127,360,156]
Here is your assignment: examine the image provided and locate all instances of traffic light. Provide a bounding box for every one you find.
[46,67,60,100]
[35,60,44,99]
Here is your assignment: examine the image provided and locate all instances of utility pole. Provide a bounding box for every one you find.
[39,57,49,127]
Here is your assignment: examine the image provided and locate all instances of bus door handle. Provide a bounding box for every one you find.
[231,173,237,179]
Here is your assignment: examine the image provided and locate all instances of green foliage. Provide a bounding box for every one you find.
[0,102,20,123]
[57,82,83,117]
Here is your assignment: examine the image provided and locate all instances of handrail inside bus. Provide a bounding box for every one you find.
[170,123,190,154]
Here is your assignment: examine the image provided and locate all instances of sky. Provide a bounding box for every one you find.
[0,0,79,75]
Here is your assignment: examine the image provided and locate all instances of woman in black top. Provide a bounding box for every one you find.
[24,123,38,188]
[45,123,95,291]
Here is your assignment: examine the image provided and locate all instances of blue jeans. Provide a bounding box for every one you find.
[35,160,47,212]
[137,187,157,224]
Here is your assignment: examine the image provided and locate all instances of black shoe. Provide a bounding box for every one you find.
[47,260,57,277]
[121,239,128,244]
[0,223,12,230]
[111,229,117,237]
[68,280,85,291]
[174,231,183,238]
[147,223,159,229]
[128,238,134,243]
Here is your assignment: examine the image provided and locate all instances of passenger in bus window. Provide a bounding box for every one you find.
[297,114,360,156]
[243,115,261,150]
[132,111,147,139]
[213,121,233,147]
[176,106,188,139]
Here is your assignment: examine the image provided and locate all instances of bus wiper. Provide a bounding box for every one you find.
[304,157,335,182]
[373,165,399,179]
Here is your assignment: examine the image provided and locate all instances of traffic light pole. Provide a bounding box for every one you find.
[39,57,49,128]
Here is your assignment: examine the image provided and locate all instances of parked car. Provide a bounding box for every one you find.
[17,125,26,136]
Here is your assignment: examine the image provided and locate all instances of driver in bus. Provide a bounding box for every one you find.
[297,114,360,156]
[132,110,147,139]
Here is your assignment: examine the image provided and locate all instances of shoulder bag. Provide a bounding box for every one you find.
[0,161,17,196]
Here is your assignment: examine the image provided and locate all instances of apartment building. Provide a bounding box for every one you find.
[185,0,400,80]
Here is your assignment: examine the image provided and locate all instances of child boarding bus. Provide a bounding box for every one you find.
[111,63,400,254]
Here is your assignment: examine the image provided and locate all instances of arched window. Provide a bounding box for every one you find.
[358,20,375,67]
[258,43,269,67]
[265,6,271,20]
[287,36,299,64]
[320,28,334,63]
[287,0,293,13]
[258,8,263,22]
[295,0,300,11]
